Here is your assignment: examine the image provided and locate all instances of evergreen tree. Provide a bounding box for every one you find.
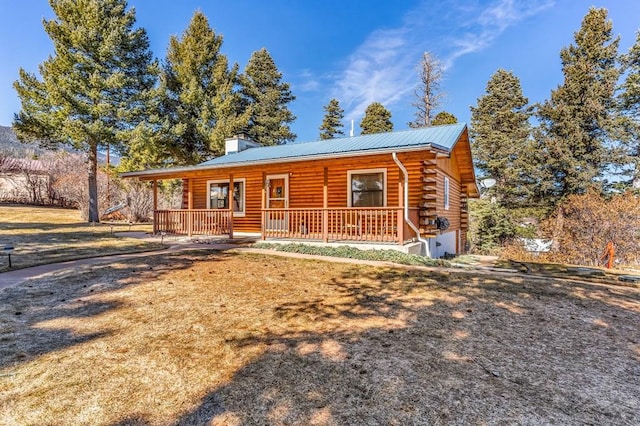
[360,102,393,135]
[410,51,445,128]
[536,7,620,201]
[240,48,296,145]
[13,0,157,222]
[468,198,518,254]
[158,11,249,165]
[431,111,457,126]
[319,98,345,140]
[470,69,534,207]
[617,30,640,189]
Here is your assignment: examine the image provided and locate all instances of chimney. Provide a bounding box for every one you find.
[225,133,261,155]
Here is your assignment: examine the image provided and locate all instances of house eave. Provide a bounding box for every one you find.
[121,143,447,180]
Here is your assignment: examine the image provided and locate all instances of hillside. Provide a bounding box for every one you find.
[0,125,117,164]
[0,125,47,157]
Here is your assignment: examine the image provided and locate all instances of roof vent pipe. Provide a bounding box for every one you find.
[392,152,431,257]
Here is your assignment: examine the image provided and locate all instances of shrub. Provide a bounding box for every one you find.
[541,190,640,267]
[252,243,451,267]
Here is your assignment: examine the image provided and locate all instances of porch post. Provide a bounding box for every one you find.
[397,174,404,245]
[228,173,234,239]
[152,179,158,234]
[261,172,266,240]
[323,167,328,243]
[187,178,193,237]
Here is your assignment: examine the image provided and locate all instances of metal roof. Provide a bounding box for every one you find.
[200,123,467,167]
[120,123,469,179]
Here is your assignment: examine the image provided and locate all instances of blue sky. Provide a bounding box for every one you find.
[1,0,639,143]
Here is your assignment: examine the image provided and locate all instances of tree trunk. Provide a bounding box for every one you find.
[87,142,100,223]
[551,205,564,251]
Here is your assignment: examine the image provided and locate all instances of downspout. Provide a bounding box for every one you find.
[392,153,431,257]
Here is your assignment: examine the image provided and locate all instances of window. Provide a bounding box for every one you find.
[444,176,450,210]
[348,168,387,207]
[207,179,246,217]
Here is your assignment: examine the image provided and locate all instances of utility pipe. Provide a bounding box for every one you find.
[392,152,431,257]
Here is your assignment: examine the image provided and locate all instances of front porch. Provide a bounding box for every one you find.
[154,207,416,245]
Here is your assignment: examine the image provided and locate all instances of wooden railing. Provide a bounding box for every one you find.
[262,207,404,244]
[155,209,232,237]
[154,207,405,244]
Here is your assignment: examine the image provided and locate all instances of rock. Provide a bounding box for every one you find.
[618,275,640,283]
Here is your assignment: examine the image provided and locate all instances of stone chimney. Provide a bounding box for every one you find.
[225,133,261,155]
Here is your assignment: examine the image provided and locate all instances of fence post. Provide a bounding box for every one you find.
[397,208,404,245]
[152,180,158,234]
[229,174,234,239]
[153,210,158,235]
[322,209,328,243]
[323,167,329,242]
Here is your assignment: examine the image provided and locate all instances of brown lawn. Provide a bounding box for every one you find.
[0,251,639,425]
[0,205,161,272]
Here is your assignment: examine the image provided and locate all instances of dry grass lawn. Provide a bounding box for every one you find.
[0,205,161,272]
[1,250,639,425]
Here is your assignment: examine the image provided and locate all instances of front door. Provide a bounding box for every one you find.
[266,174,289,231]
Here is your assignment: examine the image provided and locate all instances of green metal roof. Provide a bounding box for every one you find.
[121,123,469,179]
[200,123,467,167]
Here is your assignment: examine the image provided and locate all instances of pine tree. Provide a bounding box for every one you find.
[360,102,393,135]
[158,11,249,164]
[410,51,445,128]
[432,111,457,126]
[536,7,620,200]
[470,69,534,207]
[617,30,640,188]
[240,48,296,145]
[13,0,157,222]
[319,98,345,140]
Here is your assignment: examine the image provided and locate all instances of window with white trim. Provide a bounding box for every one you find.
[444,176,450,210]
[347,168,387,207]
[207,178,246,217]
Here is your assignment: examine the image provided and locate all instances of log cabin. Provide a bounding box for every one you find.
[122,123,479,258]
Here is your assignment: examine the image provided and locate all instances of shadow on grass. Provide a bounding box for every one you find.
[172,268,640,425]
[0,251,218,370]
[0,225,163,272]
[3,250,638,424]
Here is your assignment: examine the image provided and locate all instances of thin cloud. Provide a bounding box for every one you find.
[333,27,415,123]
[295,69,321,92]
[444,0,555,67]
[333,0,554,125]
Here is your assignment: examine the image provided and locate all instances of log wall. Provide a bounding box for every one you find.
[175,150,467,243]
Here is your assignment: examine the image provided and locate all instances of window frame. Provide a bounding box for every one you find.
[347,168,387,208]
[444,176,450,210]
[206,178,246,217]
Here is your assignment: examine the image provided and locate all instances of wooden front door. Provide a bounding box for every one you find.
[266,174,289,231]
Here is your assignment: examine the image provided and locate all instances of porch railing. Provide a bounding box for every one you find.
[154,209,232,236]
[262,207,404,244]
[154,207,405,244]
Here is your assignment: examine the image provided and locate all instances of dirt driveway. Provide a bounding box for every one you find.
[1,251,639,425]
